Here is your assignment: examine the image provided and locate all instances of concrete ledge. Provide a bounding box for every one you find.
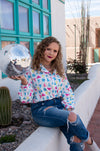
[15,127,69,151]
[14,64,100,151]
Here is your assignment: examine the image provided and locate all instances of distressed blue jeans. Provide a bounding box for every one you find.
[31,97,89,151]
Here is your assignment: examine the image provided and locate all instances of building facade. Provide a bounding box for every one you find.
[0,0,66,78]
[66,16,100,65]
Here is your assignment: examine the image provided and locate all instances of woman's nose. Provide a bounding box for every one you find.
[49,50,53,55]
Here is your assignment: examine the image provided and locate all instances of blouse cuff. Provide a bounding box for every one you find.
[21,84,28,88]
[61,101,75,110]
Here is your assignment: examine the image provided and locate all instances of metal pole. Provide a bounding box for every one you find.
[74,24,76,61]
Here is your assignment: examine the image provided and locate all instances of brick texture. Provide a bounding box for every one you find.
[84,98,100,151]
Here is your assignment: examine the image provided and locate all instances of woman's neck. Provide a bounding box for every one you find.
[43,64,51,68]
[41,62,52,71]
[41,61,51,67]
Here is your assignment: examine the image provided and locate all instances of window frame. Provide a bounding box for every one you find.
[18,2,31,36]
[33,39,41,55]
[59,0,65,4]
[0,0,16,34]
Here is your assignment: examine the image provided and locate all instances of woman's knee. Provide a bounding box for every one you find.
[68,112,77,122]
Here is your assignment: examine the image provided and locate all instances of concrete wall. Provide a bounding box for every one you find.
[66,17,100,48]
[66,47,94,64]
[51,0,66,68]
[0,71,1,79]
[0,78,20,101]
[15,63,100,151]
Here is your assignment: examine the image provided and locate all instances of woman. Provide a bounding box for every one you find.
[11,37,99,151]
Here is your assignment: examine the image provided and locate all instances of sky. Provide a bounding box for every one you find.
[65,0,100,19]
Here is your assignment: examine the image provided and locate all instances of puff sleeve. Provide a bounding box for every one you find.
[18,69,34,103]
[61,75,76,110]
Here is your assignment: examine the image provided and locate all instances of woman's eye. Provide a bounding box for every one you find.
[54,50,57,52]
[47,48,50,51]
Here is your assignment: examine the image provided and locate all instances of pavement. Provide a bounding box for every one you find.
[84,98,100,151]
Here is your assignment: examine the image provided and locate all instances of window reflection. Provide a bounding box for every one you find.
[1,41,15,78]
[19,6,29,32]
[32,0,39,4]
[43,15,49,35]
[33,11,40,34]
[20,41,30,50]
[1,41,15,48]
[43,0,48,9]
[0,0,14,30]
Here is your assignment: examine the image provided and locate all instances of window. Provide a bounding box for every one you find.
[32,0,39,5]
[20,41,30,50]
[19,6,29,32]
[1,41,15,48]
[43,15,49,35]
[43,0,48,9]
[96,29,100,47]
[33,11,40,34]
[0,0,14,30]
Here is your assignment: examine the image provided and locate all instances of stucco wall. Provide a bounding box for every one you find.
[66,17,100,48]
[66,47,94,64]
[51,0,66,68]
[66,17,100,64]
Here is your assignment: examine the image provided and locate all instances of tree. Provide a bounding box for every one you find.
[79,0,90,73]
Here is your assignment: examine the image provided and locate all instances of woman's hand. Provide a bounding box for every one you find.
[67,108,73,111]
[9,75,28,85]
[63,108,73,111]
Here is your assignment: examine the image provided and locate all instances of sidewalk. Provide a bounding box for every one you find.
[84,98,100,151]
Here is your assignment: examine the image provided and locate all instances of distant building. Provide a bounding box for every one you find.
[66,16,100,65]
[0,0,66,78]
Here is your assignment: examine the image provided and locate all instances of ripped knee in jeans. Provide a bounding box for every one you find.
[70,136,85,150]
[72,136,82,143]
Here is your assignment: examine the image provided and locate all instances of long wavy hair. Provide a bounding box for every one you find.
[32,36,65,77]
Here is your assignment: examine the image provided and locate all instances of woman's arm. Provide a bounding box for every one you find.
[61,75,76,110]
[9,70,34,103]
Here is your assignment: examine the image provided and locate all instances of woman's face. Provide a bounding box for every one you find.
[43,42,59,65]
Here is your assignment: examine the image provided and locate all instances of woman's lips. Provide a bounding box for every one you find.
[48,56,52,58]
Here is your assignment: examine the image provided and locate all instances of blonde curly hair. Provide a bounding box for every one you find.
[32,36,65,77]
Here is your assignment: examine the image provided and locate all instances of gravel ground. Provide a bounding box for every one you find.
[0,100,38,151]
[0,76,82,151]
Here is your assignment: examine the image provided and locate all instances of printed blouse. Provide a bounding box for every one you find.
[18,64,76,109]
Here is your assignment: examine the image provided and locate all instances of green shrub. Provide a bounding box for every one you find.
[67,59,87,74]
[0,135,16,144]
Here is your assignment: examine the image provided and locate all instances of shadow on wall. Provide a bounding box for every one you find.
[0,78,20,101]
